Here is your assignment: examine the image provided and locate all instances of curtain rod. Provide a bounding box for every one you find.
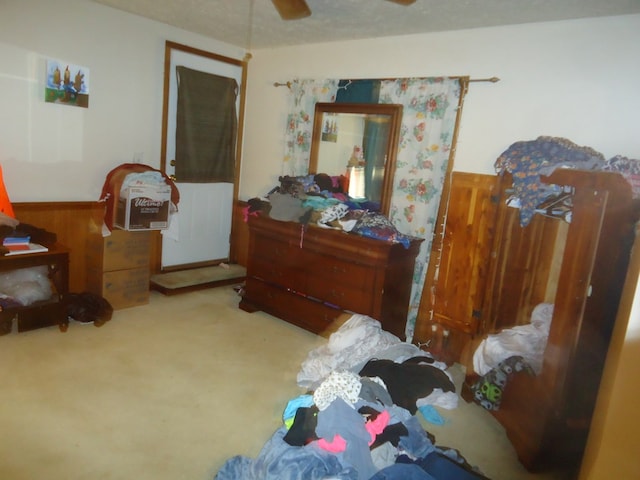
[273,76,500,89]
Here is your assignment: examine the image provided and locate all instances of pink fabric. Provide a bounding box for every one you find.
[365,410,390,445]
[317,434,347,453]
[316,409,391,453]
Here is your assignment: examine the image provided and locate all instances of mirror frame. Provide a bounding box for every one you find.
[309,102,403,216]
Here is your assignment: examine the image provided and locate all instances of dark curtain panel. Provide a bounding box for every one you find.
[363,118,391,205]
[175,66,238,183]
[335,79,380,104]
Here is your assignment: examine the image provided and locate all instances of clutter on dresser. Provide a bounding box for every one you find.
[240,173,422,339]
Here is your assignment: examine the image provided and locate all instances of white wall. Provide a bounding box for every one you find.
[2,3,638,203]
[0,0,244,201]
[241,14,640,199]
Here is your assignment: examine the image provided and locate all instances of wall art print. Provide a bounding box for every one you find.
[45,59,90,108]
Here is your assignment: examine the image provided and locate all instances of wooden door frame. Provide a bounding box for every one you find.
[153,41,248,273]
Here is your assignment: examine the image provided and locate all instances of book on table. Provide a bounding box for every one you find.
[2,234,31,246]
[4,242,49,256]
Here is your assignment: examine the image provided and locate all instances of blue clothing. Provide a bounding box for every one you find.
[214,427,357,480]
[283,394,315,426]
[316,398,377,480]
[368,463,437,480]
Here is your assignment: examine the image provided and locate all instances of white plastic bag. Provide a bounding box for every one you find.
[473,303,554,376]
[0,265,53,306]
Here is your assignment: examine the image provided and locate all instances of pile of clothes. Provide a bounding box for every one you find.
[246,174,414,248]
[495,136,639,227]
[214,314,489,480]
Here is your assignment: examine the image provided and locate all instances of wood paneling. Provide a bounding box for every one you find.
[230,200,249,266]
[416,172,499,358]
[12,202,160,293]
[12,200,245,292]
[482,175,568,331]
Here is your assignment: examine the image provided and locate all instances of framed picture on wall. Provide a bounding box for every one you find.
[45,59,90,108]
[321,112,338,142]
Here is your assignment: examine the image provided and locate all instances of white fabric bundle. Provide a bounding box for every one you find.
[473,303,554,376]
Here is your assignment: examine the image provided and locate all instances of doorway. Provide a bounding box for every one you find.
[157,41,246,276]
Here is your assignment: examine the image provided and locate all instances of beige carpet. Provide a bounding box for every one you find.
[0,287,570,480]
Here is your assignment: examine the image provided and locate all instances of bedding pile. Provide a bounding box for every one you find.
[214,315,489,480]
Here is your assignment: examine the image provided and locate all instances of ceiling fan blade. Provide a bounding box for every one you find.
[386,0,417,5]
[271,0,311,20]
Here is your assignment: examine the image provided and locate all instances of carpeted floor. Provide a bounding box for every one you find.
[0,287,571,480]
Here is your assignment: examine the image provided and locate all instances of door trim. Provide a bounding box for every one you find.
[153,41,248,273]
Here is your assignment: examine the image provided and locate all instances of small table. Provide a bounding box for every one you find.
[0,243,70,335]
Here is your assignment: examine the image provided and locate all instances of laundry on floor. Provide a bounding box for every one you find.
[214,314,489,480]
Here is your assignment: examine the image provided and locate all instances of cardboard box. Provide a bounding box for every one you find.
[86,229,151,272]
[115,184,171,231]
[88,267,150,310]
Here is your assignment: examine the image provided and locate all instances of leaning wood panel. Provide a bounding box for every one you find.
[416,172,499,348]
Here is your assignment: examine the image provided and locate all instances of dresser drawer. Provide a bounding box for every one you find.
[248,233,306,290]
[249,255,307,290]
[303,256,374,313]
[251,234,300,265]
[241,278,345,335]
[243,215,422,339]
[306,277,376,314]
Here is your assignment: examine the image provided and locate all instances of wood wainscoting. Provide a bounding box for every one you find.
[13,200,250,293]
[13,202,156,293]
[231,199,249,267]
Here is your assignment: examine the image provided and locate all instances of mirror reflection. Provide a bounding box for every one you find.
[309,103,403,215]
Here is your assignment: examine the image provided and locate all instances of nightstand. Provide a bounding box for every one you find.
[0,243,70,334]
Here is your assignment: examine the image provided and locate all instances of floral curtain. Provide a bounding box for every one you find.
[282,77,464,341]
[379,78,463,340]
[283,79,339,176]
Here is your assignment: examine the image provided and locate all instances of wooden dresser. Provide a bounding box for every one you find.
[239,215,423,340]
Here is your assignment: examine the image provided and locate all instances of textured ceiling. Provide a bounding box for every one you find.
[92,0,640,49]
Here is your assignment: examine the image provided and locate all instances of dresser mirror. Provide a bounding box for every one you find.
[309,102,403,215]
